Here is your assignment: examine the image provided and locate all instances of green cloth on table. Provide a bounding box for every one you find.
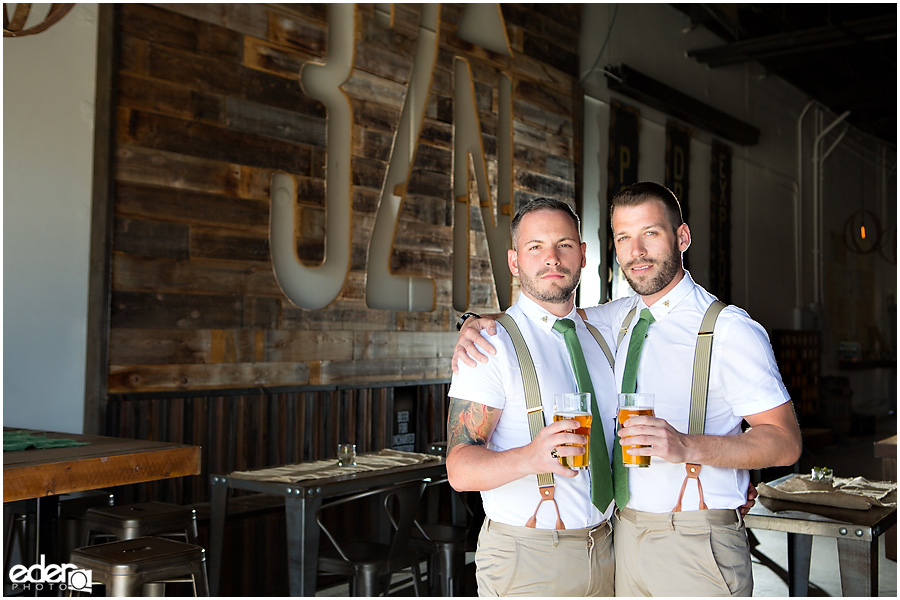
[3,429,88,452]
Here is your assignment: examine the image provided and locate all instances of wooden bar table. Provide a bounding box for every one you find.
[3,428,201,568]
[208,450,448,597]
[4,429,201,502]
[745,474,897,596]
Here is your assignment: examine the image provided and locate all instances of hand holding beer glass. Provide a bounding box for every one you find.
[553,392,591,469]
[617,393,654,467]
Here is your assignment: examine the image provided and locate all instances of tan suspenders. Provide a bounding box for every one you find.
[617,300,727,511]
[674,299,726,511]
[576,308,616,370]
[497,313,615,529]
[496,298,726,523]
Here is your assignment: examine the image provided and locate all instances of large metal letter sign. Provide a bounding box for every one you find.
[270,3,354,310]
[452,59,513,311]
[366,4,441,311]
[271,4,515,313]
[452,4,513,311]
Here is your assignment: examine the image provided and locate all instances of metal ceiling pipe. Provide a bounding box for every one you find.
[795,100,816,328]
[811,109,851,308]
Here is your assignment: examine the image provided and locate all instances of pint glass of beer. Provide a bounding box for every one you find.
[553,392,591,469]
[617,393,654,467]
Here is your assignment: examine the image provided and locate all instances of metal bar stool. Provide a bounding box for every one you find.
[318,480,428,596]
[409,480,476,596]
[81,501,198,545]
[59,490,115,561]
[4,492,114,597]
[4,500,36,587]
[412,521,468,596]
[68,536,209,596]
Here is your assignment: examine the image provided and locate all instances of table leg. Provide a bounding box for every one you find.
[34,497,59,597]
[208,476,230,597]
[836,537,878,596]
[285,492,322,597]
[786,532,812,597]
[34,497,58,564]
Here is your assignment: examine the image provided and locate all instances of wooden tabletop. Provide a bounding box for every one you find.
[3,429,201,503]
[746,474,897,539]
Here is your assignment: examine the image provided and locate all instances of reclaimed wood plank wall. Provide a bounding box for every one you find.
[105,2,581,493]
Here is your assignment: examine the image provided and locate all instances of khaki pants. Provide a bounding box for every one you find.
[614,507,753,597]
[475,518,614,596]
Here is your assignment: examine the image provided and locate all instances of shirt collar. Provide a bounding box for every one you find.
[516,294,578,334]
[635,269,697,320]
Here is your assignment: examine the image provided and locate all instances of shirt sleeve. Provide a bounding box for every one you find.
[713,310,791,417]
[582,302,625,334]
[447,328,511,410]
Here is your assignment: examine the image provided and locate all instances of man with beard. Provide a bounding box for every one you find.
[453,182,801,596]
[447,197,618,596]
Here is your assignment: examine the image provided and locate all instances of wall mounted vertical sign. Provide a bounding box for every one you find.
[710,140,732,303]
[666,120,693,270]
[665,120,693,224]
[607,100,640,301]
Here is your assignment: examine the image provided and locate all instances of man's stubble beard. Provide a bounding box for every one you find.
[519,266,581,305]
[621,239,681,297]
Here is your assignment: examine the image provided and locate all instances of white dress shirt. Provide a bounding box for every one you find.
[448,294,618,528]
[583,271,791,512]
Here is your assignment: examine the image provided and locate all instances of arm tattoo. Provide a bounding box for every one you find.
[447,397,499,453]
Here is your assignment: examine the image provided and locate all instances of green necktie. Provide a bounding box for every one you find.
[614,308,655,508]
[552,318,614,511]
[621,308,655,394]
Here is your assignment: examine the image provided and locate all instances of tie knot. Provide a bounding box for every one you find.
[640,308,655,324]
[553,318,576,334]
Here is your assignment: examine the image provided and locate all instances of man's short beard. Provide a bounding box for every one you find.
[622,240,681,297]
[519,267,580,304]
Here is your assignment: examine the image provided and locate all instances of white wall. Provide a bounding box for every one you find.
[3,4,98,433]
[579,4,808,322]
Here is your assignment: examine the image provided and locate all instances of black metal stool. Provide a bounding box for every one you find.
[82,501,198,545]
[411,521,468,596]
[410,478,478,597]
[68,536,209,596]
